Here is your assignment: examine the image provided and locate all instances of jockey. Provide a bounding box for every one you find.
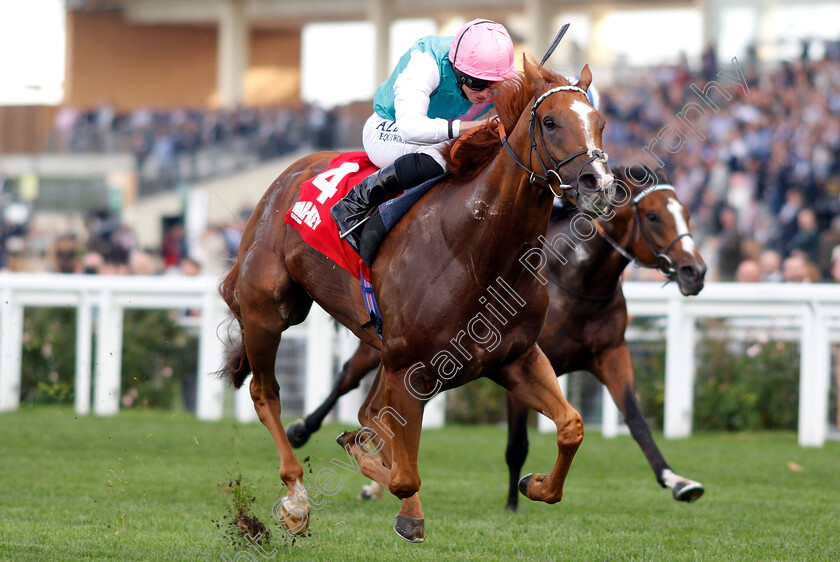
[331,19,517,253]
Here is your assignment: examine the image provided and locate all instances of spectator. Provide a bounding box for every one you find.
[758,249,784,282]
[735,259,761,282]
[715,205,742,281]
[128,250,160,275]
[52,234,81,274]
[789,207,820,265]
[782,252,820,283]
[161,223,187,271]
[180,255,202,277]
[829,246,840,283]
[817,216,840,279]
[80,251,106,275]
[776,188,805,252]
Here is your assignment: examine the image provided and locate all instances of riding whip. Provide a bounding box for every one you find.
[539,23,570,67]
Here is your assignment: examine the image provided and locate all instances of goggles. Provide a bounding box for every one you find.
[453,68,495,92]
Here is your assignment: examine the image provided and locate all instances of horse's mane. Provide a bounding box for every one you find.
[443,55,572,181]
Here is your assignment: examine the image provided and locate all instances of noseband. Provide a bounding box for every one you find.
[499,85,609,198]
[595,184,693,278]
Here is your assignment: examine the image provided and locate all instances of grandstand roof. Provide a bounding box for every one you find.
[69,0,696,29]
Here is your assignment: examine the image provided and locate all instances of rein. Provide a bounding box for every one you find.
[498,85,609,198]
[595,184,693,278]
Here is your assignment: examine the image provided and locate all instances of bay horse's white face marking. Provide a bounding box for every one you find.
[666,196,696,254]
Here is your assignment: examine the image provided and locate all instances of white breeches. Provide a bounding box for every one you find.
[361,113,449,170]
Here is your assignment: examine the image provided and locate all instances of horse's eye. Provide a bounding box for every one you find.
[543,117,556,130]
[646,213,659,222]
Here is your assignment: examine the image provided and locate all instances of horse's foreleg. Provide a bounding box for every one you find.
[590,344,704,502]
[498,345,582,505]
[504,392,530,511]
[287,342,381,447]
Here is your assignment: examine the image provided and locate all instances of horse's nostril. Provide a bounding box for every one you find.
[578,174,598,192]
[680,264,706,281]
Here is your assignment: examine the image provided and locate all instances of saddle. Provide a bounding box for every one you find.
[358,171,448,266]
[284,151,446,277]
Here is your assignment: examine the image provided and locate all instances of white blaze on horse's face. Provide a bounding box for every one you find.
[569,99,612,188]
[666,196,696,254]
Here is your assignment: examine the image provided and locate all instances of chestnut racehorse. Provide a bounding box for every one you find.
[286,166,708,507]
[219,56,614,542]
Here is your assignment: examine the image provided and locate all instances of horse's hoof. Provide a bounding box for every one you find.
[336,431,352,447]
[518,473,534,498]
[394,515,425,543]
[673,480,705,503]
[358,482,384,501]
[277,503,309,536]
[286,419,310,448]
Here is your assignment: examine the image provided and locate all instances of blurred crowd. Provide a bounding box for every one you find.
[0,207,247,279]
[603,44,840,283]
[3,45,840,283]
[49,102,345,195]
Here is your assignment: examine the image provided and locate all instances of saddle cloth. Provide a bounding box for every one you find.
[284,151,378,278]
[284,151,447,278]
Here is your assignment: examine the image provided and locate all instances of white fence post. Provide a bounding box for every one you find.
[601,386,628,438]
[0,288,23,412]
[664,296,695,438]
[799,303,830,446]
[304,305,334,417]
[538,375,568,432]
[337,328,365,425]
[423,392,446,428]
[234,378,257,423]
[221,322,258,423]
[74,291,93,415]
[196,287,225,421]
[93,291,122,416]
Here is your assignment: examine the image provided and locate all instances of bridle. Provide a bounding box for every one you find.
[498,85,609,199]
[595,184,693,278]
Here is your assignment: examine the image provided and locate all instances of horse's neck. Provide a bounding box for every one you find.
[471,158,554,246]
[438,164,552,294]
[551,206,633,289]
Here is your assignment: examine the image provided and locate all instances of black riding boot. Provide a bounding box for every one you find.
[331,153,442,254]
[330,165,401,253]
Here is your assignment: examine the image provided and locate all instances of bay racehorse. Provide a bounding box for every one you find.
[219,56,614,542]
[285,166,707,508]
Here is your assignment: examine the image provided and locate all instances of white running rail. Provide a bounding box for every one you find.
[1,275,838,445]
[0,273,336,423]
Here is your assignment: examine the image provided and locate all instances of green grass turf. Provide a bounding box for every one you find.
[1,406,838,561]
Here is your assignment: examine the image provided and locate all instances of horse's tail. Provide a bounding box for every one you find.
[218,259,252,389]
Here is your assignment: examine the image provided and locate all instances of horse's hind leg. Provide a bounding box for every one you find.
[497,345,583,504]
[504,392,530,511]
[240,277,314,535]
[287,342,380,448]
[590,344,704,502]
[337,366,426,542]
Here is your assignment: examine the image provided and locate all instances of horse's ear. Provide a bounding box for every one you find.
[577,64,592,92]
[523,54,543,89]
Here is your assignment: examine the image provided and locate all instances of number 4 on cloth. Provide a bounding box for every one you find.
[312,162,360,204]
